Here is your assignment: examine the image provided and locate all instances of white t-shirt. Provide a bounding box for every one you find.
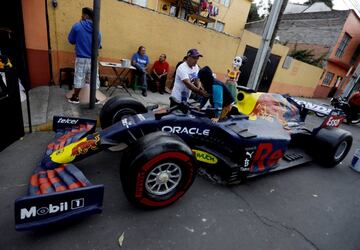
[171,62,199,102]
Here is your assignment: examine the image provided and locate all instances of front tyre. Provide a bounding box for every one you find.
[100,96,147,129]
[120,132,196,208]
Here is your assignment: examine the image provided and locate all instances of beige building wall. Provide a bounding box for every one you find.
[217,0,251,37]
[146,0,251,37]
[47,0,244,83]
[270,59,323,97]
[46,0,321,97]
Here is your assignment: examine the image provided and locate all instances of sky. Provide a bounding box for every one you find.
[254,0,360,16]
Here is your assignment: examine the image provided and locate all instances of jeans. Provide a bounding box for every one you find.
[150,73,167,92]
[133,63,147,91]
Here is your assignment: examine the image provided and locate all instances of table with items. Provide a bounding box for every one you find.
[99,61,136,96]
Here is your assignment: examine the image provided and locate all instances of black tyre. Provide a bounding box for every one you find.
[351,118,360,124]
[120,131,196,208]
[348,114,360,124]
[314,127,353,167]
[100,96,147,129]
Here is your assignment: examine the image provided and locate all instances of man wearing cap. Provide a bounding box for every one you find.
[170,49,208,106]
[68,7,102,104]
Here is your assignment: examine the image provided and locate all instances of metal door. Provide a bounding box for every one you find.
[238,45,281,92]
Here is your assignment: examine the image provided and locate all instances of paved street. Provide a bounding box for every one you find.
[0,116,359,250]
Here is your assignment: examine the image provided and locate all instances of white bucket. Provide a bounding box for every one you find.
[350,148,360,173]
[121,59,131,67]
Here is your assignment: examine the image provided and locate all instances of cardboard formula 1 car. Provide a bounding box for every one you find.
[15,88,353,231]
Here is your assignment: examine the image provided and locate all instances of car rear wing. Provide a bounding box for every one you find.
[313,109,345,133]
[289,98,346,132]
[290,98,332,116]
[15,116,104,231]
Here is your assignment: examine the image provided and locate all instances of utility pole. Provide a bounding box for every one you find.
[247,0,286,91]
[256,0,288,91]
[90,0,101,109]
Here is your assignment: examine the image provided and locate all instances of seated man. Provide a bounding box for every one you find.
[198,66,235,122]
[131,46,149,97]
[150,54,169,94]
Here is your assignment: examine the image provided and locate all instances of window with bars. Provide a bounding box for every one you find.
[220,0,231,7]
[335,33,351,58]
[121,0,147,7]
[322,72,334,86]
[207,21,225,32]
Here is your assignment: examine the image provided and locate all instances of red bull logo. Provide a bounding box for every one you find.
[71,134,100,157]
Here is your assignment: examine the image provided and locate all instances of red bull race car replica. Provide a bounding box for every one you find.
[15,87,353,231]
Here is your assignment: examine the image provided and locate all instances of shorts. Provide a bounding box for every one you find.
[74,57,100,89]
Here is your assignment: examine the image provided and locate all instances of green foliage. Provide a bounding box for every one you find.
[304,0,333,9]
[246,0,273,22]
[289,49,326,67]
[247,3,261,22]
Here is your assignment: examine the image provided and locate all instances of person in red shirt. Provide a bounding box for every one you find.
[349,90,360,113]
[150,54,169,94]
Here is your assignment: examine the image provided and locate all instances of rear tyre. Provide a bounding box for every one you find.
[100,96,147,129]
[349,113,360,124]
[314,127,352,167]
[351,118,360,124]
[120,132,196,208]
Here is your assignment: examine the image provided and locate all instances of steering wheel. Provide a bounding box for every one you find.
[154,97,190,120]
[169,96,190,114]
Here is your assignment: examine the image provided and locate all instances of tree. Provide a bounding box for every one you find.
[247,0,273,22]
[304,0,333,9]
[258,0,272,17]
[247,3,261,22]
[289,48,326,67]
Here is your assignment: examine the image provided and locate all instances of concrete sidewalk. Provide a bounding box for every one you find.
[21,85,171,131]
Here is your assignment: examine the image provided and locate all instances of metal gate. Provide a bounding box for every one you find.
[237,45,281,92]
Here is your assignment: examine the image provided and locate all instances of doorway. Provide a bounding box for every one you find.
[237,45,281,92]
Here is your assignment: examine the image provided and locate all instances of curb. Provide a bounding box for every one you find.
[24,117,101,132]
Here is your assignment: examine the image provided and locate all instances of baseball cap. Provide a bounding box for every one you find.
[187,49,203,58]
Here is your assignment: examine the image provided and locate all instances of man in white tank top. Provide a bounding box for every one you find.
[171,49,208,106]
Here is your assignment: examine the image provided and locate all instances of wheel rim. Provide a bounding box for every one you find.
[334,141,348,160]
[351,117,360,124]
[112,108,136,124]
[145,162,182,196]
